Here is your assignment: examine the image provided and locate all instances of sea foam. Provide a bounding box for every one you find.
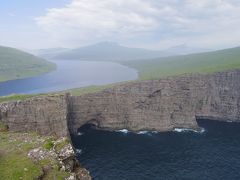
[173,127,205,134]
[76,149,82,155]
[117,129,129,133]
[137,131,149,135]
[77,132,84,136]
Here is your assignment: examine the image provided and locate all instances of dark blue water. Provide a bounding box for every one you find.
[72,120,240,180]
[0,60,138,96]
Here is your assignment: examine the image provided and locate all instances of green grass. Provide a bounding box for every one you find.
[123,46,240,80]
[0,94,64,103]
[0,85,112,103]
[64,85,113,96]
[0,132,71,180]
[43,138,55,150]
[55,138,70,153]
[0,132,43,180]
[0,152,43,180]
[0,46,56,82]
[0,94,38,103]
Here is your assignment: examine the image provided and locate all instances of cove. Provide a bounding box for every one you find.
[0,60,138,96]
[71,120,240,180]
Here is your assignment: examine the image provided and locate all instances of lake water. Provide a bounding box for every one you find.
[72,119,240,180]
[0,60,138,96]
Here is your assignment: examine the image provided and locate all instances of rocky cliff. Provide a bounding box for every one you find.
[67,70,240,134]
[1,70,240,136]
[0,95,68,137]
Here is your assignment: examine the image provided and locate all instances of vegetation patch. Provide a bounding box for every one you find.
[43,138,55,150]
[0,94,37,103]
[0,46,56,82]
[55,138,70,153]
[0,132,72,180]
[123,46,240,80]
[64,84,113,96]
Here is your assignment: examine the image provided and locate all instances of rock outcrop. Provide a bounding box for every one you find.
[1,70,240,136]
[0,95,68,137]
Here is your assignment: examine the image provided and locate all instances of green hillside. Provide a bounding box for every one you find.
[123,46,240,80]
[0,46,56,82]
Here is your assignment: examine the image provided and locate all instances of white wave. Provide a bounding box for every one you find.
[117,129,129,133]
[76,149,82,155]
[173,127,205,134]
[137,131,149,135]
[77,132,84,136]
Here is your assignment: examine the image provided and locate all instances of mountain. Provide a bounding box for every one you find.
[123,46,240,80]
[31,48,70,59]
[47,42,170,61]
[0,46,56,82]
[164,44,211,55]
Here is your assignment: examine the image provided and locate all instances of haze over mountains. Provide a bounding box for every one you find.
[35,42,209,61]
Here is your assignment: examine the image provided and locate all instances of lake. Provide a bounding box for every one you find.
[0,60,138,96]
[72,119,240,180]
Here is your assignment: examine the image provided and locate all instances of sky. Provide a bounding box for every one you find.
[1,0,240,50]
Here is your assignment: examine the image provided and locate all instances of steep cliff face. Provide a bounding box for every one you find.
[0,95,68,137]
[67,70,240,134]
[1,70,240,136]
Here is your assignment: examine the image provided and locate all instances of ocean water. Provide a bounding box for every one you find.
[71,120,240,180]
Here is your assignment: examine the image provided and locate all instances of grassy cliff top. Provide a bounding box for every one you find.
[0,130,70,179]
[123,46,240,80]
[0,46,56,82]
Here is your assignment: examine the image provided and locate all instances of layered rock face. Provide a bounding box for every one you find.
[67,70,240,134]
[0,95,68,137]
[1,70,240,136]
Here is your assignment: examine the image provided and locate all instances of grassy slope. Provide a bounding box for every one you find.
[0,46,56,82]
[0,131,69,179]
[123,46,240,80]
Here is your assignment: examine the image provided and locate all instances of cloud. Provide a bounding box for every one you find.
[36,0,240,49]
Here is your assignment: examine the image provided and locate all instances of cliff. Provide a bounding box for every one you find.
[0,95,68,137]
[1,70,240,136]
[67,70,240,134]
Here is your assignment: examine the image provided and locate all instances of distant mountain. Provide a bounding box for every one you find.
[34,42,211,61]
[32,48,70,59]
[0,46,56,82]
[164,44,211,55]
[45,42,170,61]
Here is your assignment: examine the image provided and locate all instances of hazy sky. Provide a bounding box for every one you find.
[1,0,240,50]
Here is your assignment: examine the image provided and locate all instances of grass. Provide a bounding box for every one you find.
[0,93,65,103]
[55,138,70,153]
[0,132,43,179]
[65,85,113,96]
[0,152,43,180]
[0,85,113,103]
[0,132,71,180]
[0,46,56,82]
[123,46,240,80]
[0,94,38,103]
[43,138,55,150]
